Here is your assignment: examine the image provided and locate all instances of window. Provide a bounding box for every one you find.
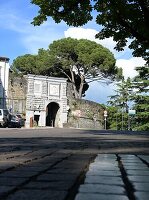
[34,81,42,95]
[49,84,60,96]
[3,110,9,116]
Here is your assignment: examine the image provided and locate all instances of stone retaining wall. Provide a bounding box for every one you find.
[7,76,27,114]
[66,98,104,129]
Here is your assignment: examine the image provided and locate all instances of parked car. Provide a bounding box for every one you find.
[16,114,25,127]
[0,109,10,127]
[8,114,25,128]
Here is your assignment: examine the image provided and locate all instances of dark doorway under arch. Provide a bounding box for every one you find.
[46,102,59,127]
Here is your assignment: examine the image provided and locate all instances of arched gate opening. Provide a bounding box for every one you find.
[46,102,59,127]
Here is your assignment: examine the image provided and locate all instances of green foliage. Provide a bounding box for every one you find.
[106,106,118,130]
[107,66,149,131]
[132,66,149,131]
[95,0,149,63]
[12,38,120,99]
[12,49,55,76]
[108,78,133,110]
[31,0,149,63]
[31,0,92,26]
[107,78,134,130]
[107,106,129,130]
[48,38,121,98]
[49,38,118,79]
[12,54,36,74]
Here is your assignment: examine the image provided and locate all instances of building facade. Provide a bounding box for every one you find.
[25,74,68,128]
[0,57,10,109]
[0,57,103,129]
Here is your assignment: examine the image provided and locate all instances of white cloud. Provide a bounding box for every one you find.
[65,27,98,41]
[116,57,146,79]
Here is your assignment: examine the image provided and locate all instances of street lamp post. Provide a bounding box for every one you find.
[104,110,108,130]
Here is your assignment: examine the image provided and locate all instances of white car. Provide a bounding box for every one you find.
[0,109,10,127]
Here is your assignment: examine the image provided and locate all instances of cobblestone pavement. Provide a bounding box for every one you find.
[0,128,148,200]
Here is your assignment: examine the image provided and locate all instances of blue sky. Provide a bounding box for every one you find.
[0,0,146,104]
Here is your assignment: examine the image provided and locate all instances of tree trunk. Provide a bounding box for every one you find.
[78,75,85,99]
[70,69,79,99]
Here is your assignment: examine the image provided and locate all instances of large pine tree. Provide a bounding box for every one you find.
[107,78,133,130]
[132,66,149,131]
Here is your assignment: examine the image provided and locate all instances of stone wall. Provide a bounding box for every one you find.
[7,75,27,114]
[7,75,105,129]
[65,98,104,129]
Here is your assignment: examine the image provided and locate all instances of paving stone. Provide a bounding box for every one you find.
[85,175,124,185]
[48,153,71,159]
[16,165,49,172]
[6,189,67,200]
[22,161,56,168]
[126,169,149,176]
[23,180,74,190]
[60,159,88,165]
[8,158,33,164]
[0,161,18,170]
[28,150,55,157]
[31,158,61,165]
[0,170,38,178]
[0,177,27,186]
[128,175,149,183]
[86,170,121,176]
[95,154,117,160]
[133,182,149,192]
[0,152,22,160]
[79,184,125,194]
[89,155,118,172]
[139,155,149,163]
[46,168,81,174]
[121,158,140,162]
[0,186,15,196]
[134,192,149,200]
[90,159,117,164]
[121,161,145,166]
[120,155,137,159]
[122,165,148,170]
[75,193,129,200]
[89,163,118,170]
[37,173,78,181]
[54,162,86,169]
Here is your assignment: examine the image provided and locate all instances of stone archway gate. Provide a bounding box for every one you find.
[25,74,67,128]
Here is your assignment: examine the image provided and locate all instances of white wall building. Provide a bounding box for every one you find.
[25,74,68,128]
[0,57,10,108]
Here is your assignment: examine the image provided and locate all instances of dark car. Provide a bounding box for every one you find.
[16,114,25,126]
[8,114,25,128]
